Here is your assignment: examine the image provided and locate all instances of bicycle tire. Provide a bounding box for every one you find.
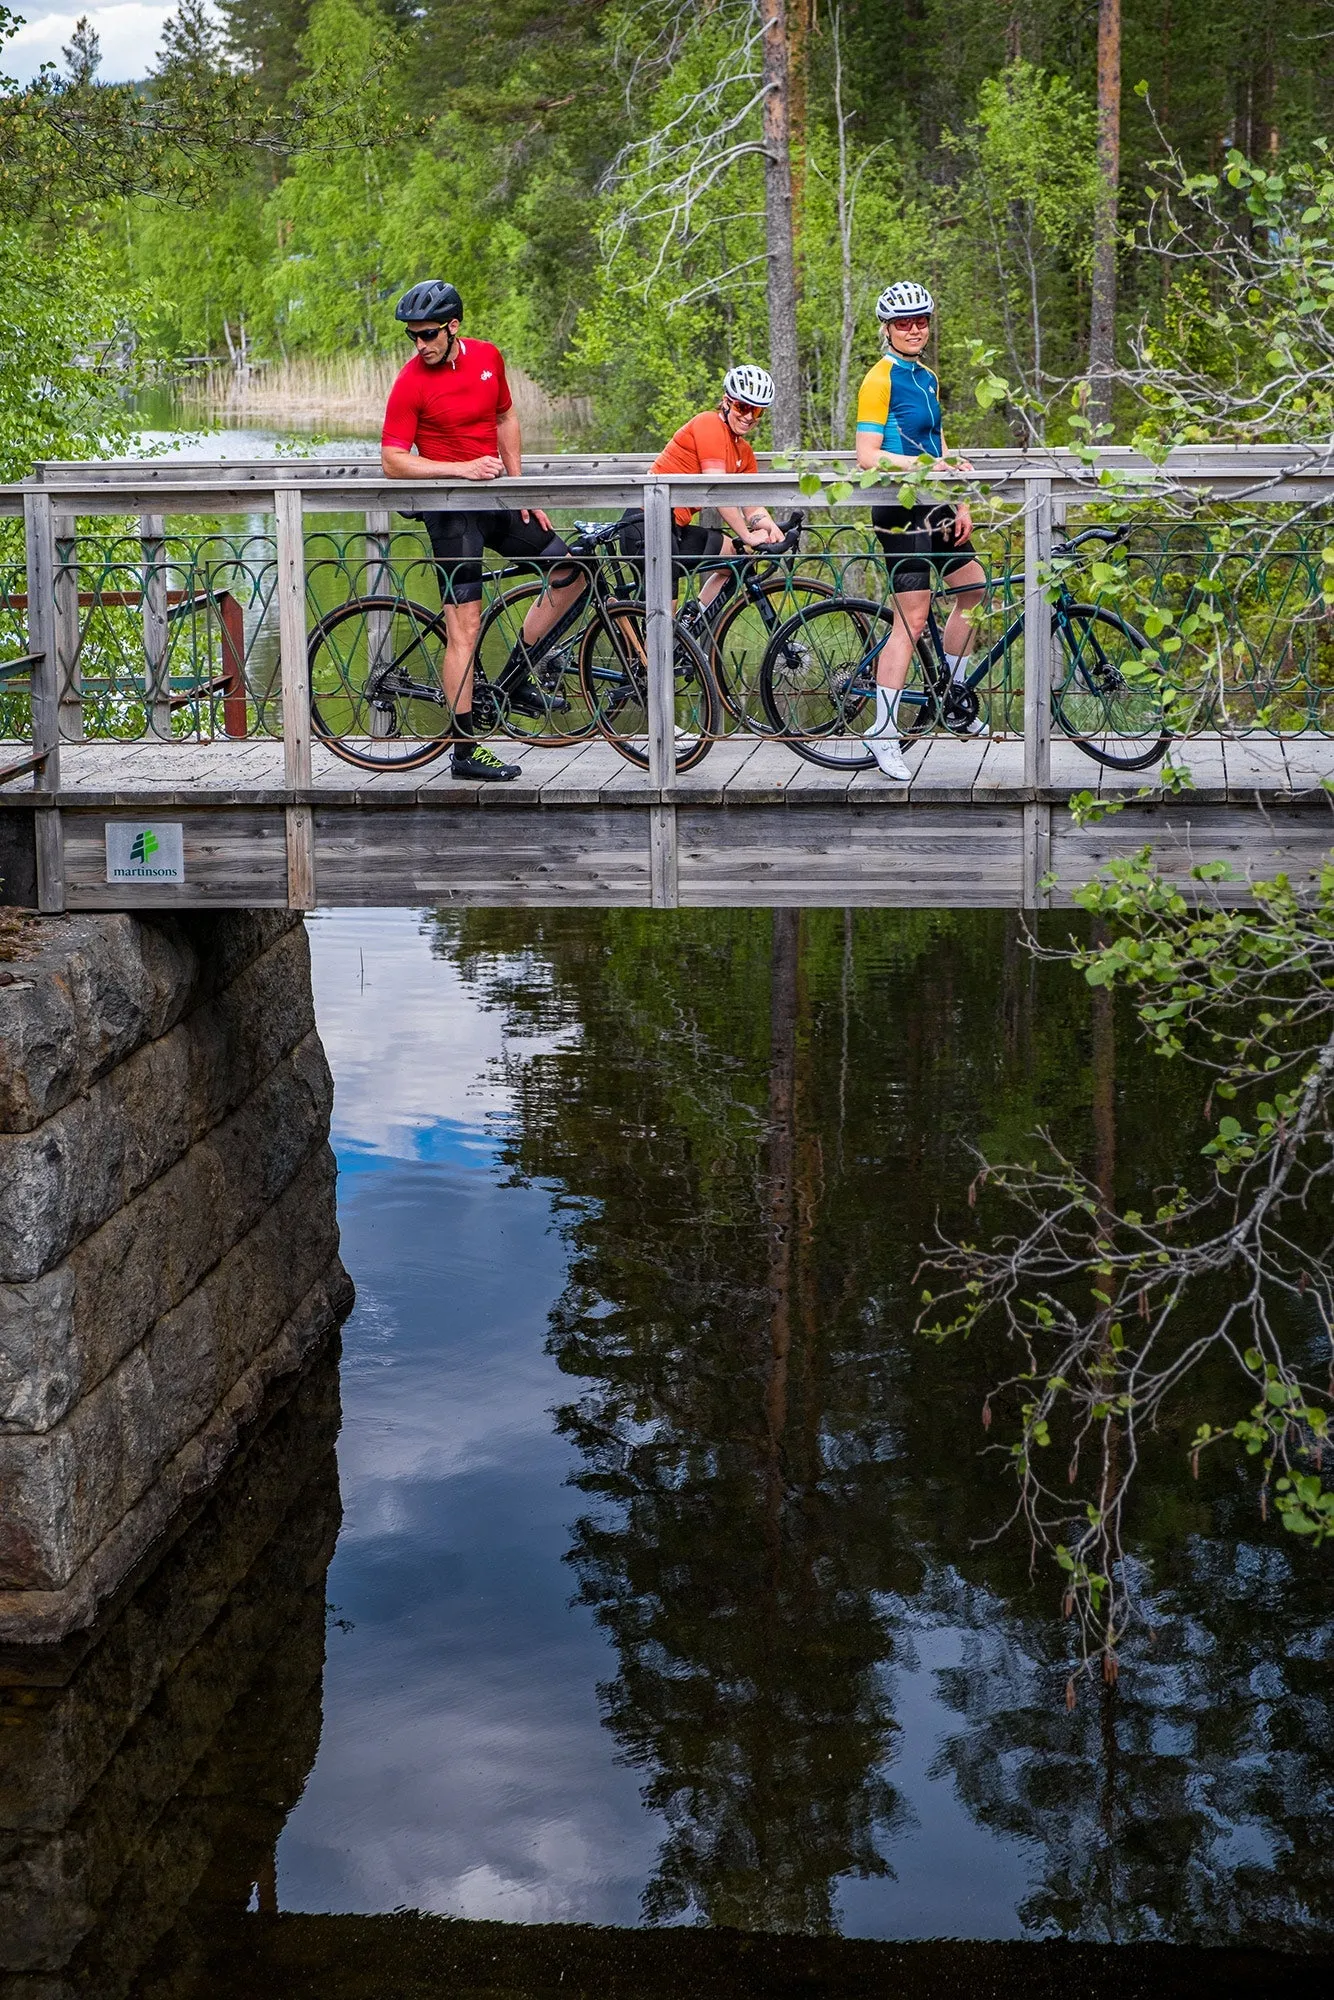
[1053,603,1169,770]
[473,578,599,745]
[578,600,720,773]
[308,594,453,772]
[708,571,840,728]
[760,596,925,770]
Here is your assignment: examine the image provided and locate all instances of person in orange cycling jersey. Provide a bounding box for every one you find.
[618,365,785,610]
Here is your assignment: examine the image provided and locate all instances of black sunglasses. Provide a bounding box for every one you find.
[407,325,447,344]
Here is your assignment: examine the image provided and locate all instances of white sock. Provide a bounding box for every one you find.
[947,652,972,685]
[872,686,901,737]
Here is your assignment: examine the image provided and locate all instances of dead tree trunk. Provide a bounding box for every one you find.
[760,0,802,449]
[1087,0,1122,430]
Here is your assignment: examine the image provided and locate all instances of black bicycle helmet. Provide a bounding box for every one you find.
[395,280,463,325]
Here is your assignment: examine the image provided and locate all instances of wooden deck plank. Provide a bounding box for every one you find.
[910,734,992,802]
[1223,734,1291,795]
[312,804,653,906]
[1051,803,1333,904]
[665,736,762,806]
[782,747,861,797]
[541,737,640,805]
[62,805,289,908]
[971,738,1028,797]
[1275,736,1334,800]
[718,738,806,802]
[678,804,1023,907]
[1153,736,1228,802]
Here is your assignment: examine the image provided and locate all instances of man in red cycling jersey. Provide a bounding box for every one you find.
[618,365,786,610]
[381,279,587,781]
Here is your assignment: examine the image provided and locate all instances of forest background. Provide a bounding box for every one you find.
[1,0,1332,473]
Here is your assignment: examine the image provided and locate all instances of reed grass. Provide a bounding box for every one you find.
[179,352,593,443]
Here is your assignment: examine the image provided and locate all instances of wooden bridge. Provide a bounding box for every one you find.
[4,447,1334,913]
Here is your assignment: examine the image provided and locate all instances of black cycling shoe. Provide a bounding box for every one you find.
[451,741,521,781]
[496,676,549,720]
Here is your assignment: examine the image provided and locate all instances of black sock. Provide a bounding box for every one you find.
[452,709,475,754]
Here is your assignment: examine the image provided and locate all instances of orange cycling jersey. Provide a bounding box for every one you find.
[652,411,758,526]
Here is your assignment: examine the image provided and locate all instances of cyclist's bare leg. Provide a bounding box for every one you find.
[442,599,484,716]
[940,558,987,669]
[518,567,589,651]
[877,588,931,687]
[697,539,738,612]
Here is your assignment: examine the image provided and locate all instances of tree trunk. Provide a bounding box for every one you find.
[788,0,811,254]
[1087,0,1122,430]
[760,0,802,449]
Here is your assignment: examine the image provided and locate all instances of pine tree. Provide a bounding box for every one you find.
[61,15,102,86]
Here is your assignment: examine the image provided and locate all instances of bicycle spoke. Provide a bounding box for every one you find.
[1052,605,1169,770]
[759,599,897,769]
[309,596,454,770]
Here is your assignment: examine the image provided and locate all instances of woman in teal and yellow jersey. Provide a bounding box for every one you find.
[853,281,987,781]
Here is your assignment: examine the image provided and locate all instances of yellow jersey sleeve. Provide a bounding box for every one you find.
[860,366,892,448]
[855,358,899,449]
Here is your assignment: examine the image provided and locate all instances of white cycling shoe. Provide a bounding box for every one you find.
[868,733,911,782]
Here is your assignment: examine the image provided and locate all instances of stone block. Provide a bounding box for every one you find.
[0,1346,339,1981]
[0,911,301,1136]
[0,1030,335,1431]
[0,1146,343,1595]
[0,922,317,1282]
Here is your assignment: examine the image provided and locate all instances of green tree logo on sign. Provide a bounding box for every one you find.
[130,829,160,864]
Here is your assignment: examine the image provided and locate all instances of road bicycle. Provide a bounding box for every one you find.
[671,514,845,728]
[758,525,1169,771]
[306,519,719,774]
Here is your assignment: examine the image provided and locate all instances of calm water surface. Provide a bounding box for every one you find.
[281,904,1333,1947]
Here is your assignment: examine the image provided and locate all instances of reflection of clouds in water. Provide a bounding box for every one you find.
[308,907,571,1162]
[284,930,654,1923]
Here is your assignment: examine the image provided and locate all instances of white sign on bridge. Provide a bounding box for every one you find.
[105,822,186,885]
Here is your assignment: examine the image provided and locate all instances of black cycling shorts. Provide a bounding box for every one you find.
[420,507,573,606]
[872,503,978,594]
[616,508,726,582]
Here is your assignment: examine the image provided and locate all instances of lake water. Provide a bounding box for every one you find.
[286,906,1332,1947]
[5,903,1333,1997]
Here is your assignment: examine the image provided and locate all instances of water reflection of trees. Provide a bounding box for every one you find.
[434,908,1334,1943]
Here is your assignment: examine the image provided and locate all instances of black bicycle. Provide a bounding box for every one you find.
[307,518,718,774]
[758,526,1169,771]
[670,513,850,729]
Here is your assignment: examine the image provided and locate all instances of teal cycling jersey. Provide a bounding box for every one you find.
[855,354,943,458]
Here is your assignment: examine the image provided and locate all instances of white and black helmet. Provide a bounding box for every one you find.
[722,363,776,407]
[876,281,935,322]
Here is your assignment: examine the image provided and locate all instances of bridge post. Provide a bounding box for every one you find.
[643,475,679,908]
[275,485,316,910]
[140,513,173,739]
[1022,474,1053,910]
[1022,472,1053,793]
[53,513,83,743]
[364,509,393,740]
[22,487,64,912]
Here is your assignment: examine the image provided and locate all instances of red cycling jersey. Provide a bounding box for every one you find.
[381,338,513,465]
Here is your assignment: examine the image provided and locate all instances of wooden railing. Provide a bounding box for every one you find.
[4,445,1334,912]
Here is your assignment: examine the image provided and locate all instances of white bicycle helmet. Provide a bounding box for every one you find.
[722,363,776,406]
[876,281,935,322]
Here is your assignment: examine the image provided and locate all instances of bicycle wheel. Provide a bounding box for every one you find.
[473,579,598,744]
[761,597,939,770]
[1052,603,1169,770]
[708,572,840,728]
[308,595,453,772]
[578,601,719,773]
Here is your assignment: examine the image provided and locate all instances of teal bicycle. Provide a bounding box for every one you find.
[758,526,1169,772]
